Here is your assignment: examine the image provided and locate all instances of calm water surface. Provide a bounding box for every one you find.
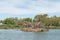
[0,29,60,40]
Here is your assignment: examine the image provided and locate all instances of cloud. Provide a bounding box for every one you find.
[47,0,60,2]
[0,0,60,16]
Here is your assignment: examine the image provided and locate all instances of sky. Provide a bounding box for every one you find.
[0,0,60,20]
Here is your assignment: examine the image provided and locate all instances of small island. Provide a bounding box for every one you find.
[20,21,48,32]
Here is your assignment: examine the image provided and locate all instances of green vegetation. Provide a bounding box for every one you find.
[0,14,60,29]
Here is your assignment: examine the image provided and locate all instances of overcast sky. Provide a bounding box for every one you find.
[0,0,60,20]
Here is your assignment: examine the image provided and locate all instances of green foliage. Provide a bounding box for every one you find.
[34,14,60,28]
[1,14,60,29]
[3,18,16,24]
[34,14,48,22]
[24,18,33,22]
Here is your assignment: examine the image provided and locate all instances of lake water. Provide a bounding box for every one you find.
[0,29,60,40]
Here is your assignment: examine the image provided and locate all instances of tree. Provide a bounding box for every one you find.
[34,14,48,22]
[3,18,15,24]
[23,18,33,22]
[34,14,49,26]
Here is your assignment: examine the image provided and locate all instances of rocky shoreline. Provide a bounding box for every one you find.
[20,28,48,32]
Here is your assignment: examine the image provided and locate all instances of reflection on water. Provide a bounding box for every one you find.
[0,29,60,40]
